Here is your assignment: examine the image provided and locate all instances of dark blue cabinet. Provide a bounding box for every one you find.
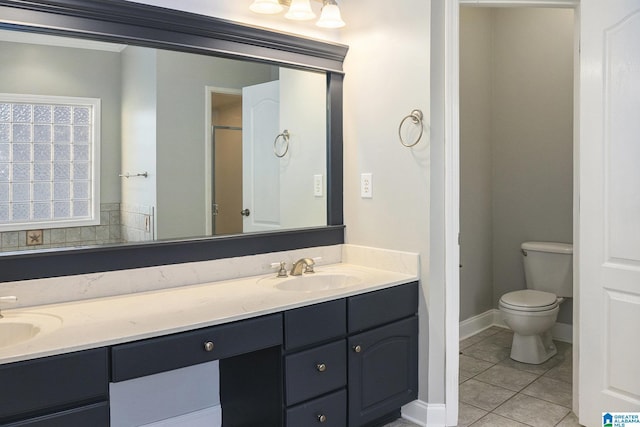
[0,348,109,426]
[283,282,419,427]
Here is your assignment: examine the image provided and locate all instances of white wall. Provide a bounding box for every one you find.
[279,67,327,229]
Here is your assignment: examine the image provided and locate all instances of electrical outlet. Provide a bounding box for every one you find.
[314,174,323,197]
[361,173,373,198]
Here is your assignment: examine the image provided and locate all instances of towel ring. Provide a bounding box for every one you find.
[398,109,424,148]
[273,129,290,158]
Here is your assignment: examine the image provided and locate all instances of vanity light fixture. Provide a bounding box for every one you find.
[249,0,345,28]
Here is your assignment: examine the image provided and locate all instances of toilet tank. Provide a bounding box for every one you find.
[522,242,573,297]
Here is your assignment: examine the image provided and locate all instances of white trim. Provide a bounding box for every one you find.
[401,400,446,427]
[460,309,574,343]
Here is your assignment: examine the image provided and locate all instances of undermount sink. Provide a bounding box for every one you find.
[261,272,363,292]
[0,313,63,348]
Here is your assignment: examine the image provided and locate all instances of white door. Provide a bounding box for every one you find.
[580,1,640,425]
[241,81,281,233]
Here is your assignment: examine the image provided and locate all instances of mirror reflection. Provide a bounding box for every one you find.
[0,30,328,253]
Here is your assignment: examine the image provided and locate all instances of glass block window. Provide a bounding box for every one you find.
[0,94,100,231]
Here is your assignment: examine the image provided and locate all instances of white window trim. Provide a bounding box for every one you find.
[0,93,101,232]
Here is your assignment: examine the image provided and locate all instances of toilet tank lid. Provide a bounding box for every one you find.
[521,241,573,254]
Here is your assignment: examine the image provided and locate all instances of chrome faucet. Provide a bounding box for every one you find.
[290,258,316,276]
[0,296,17,319]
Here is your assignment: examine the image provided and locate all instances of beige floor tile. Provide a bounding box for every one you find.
[460,369,474,383]
[459,379,516,411]
[556,411,584,427]
[482,330,514,348]
[475,364,539,392]
[458,402,488,427]
[470,412,530,427]
[521,376,572,408]
[544,359,573,384]
[382,418,419,427]
[460,354,494,376]
[498,351,564,376]
[461,341,511,364]
[494,394,570,427]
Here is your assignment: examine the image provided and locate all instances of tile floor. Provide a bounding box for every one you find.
[384,326,582,427]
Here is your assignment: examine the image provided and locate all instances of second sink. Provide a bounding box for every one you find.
[262,272,362,292]
[0,313,63,348]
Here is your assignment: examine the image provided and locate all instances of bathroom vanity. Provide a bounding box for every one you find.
[0,257,419,427]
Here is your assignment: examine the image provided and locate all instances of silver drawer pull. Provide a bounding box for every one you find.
[204,341,215,352]
[317,414,327,423]
[316,363,327,372]
[353,345,362,353]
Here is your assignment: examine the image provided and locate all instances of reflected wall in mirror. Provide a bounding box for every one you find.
[0,30,327,253]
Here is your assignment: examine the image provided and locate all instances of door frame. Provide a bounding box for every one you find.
[205,86,243,235]
[440,1,580,425]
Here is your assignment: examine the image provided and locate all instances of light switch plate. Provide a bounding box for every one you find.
[361,173,373,198]
[314,174,323,197]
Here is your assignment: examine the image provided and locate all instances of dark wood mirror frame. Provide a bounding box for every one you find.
[0,0,347,282]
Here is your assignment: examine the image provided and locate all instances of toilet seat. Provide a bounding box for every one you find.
[499,290,559,312]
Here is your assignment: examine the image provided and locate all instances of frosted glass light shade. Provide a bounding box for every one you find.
[316,3,345,28]
[284,0,316,21]
[249,0,283,14]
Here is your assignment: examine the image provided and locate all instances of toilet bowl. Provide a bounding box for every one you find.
[499,289,562,364]
[499,241,572,364]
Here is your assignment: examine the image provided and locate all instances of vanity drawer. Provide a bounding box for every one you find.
[285,299,346,350]
[286,389,346,427]
[111,313,282,382]
[285,339,346,406]
[348,281,418,333]
[0,348,109,422]
[4,402,109,427]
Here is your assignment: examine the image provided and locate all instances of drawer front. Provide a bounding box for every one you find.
[5,402,109,427]
[348,281,418,333]
[112,313,282,382]
[0,348,109,422]
[285,340,346,406]
[285,299,346,350]
[286,389,346,427]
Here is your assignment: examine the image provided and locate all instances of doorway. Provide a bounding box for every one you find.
[436,1,580,425]
[208,89,243,236]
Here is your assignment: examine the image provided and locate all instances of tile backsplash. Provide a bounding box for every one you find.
[0,202,123,252]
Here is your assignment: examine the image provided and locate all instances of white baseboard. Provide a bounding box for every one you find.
[460,309,573,343]
[401,400,446,427]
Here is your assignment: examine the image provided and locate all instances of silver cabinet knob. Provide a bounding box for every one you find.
[204,341,215,352]
[240,208,251,216]
[353,344,362,353]
[316,363,326,372]
[317,414,327,423]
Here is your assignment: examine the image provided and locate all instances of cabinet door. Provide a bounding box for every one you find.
[4,402,109,427]
[348,316,418,427]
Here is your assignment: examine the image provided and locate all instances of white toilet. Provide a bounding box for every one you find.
[499,241,573,364]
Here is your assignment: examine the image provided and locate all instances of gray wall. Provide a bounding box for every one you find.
[460,8,574,323]
[0,40,122,204]
[155,50,274,239]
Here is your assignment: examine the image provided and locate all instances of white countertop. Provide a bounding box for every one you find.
[0,262,417,365]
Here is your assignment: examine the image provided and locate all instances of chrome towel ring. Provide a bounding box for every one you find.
[398,109,424,147]
[274,129,290,158]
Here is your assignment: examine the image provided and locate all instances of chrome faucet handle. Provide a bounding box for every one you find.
[270,262,289,278]
[304,258,317,273]
[0,295,17,319]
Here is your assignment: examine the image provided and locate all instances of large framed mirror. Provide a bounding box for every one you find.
[0,0,347,282]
